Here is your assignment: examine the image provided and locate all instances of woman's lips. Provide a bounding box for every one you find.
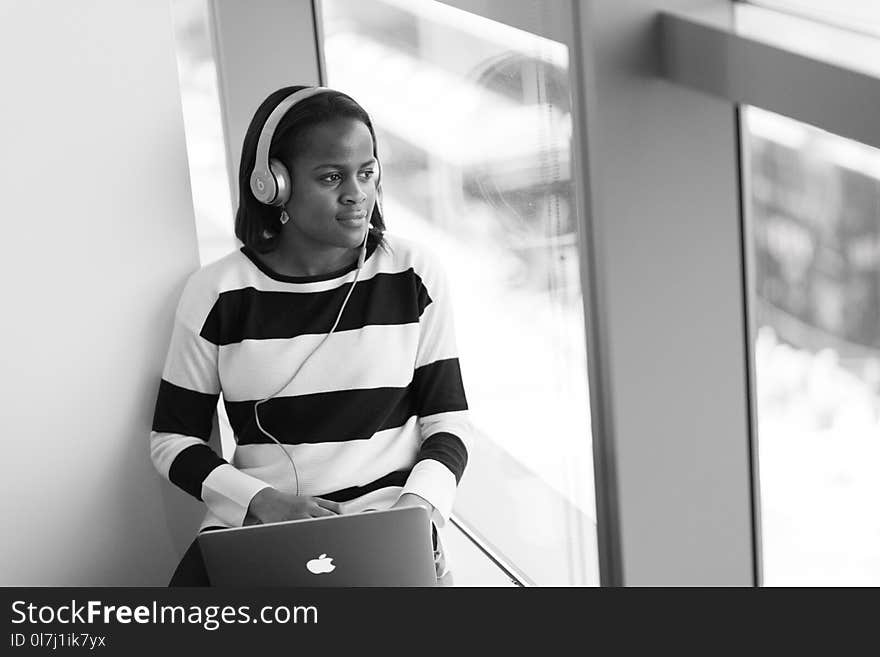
[336,213,367,226]
[337,212,366,221]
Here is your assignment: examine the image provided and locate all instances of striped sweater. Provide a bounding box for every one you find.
[150,233,470,532]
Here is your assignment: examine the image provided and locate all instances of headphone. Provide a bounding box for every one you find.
[250,86,382,214]
[249,86,382,500]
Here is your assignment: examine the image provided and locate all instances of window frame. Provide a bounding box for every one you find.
[565,0,756,586]
[661,3,880,151]
[660,0,880,586]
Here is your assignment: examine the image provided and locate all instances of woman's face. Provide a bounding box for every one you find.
[283,118,378,252]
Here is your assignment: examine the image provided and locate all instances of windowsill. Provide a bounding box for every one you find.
[444,519,520,587]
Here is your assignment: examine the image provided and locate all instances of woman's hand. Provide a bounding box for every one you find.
[244,487,342,526]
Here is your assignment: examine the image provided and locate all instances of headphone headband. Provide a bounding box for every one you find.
[250,86,334,205]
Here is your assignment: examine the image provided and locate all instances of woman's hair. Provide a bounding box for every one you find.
[235,85,387,254]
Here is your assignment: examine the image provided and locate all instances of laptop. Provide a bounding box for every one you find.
[198,506,437,587]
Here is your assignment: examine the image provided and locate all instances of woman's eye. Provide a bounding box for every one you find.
[320,170,373,184]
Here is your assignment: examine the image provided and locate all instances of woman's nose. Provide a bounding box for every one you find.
[340,178,367,204]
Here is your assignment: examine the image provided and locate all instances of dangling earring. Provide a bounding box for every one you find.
[279,207,290,225]
[374,183,384,222]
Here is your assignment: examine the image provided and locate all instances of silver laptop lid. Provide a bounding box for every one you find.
[198,506,436,587]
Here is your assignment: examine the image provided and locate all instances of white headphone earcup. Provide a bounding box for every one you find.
[250,168,277,204]
[269,158,291,207]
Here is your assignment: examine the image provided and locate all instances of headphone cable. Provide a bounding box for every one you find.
[253,230,370,496]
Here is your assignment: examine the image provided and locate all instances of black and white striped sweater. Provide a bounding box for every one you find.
[150,233,470,531]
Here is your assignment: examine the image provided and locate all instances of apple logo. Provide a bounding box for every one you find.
[306,553,336,575]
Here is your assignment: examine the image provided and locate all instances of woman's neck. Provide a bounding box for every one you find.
[262,235,358,278]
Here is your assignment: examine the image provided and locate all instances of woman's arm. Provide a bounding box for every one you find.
[390,492,435,516]
[150,273,270,527]
[398,253,471,526]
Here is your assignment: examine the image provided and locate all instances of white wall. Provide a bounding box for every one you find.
[0,0,205,585]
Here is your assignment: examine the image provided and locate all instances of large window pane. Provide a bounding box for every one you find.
[744,106,880,585]
[319,0,598,585]
[170,0,236,266]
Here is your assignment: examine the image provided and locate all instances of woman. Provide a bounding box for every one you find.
[151,85,471,586]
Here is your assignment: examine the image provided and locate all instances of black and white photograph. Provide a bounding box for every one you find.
[3,0,880,622]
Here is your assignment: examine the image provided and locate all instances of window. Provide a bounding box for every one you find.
[319,0,599,585]
[170,0,236,266]
[744,107,880,585]
[732,1,880,586]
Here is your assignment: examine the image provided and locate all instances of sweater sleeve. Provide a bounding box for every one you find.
[399,254,472,527]
[150,273,269,527]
